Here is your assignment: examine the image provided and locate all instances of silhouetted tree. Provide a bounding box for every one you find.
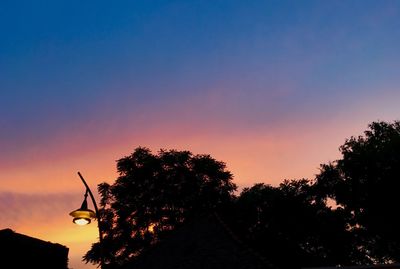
[315,121,400,263]
[83,121,400,268]
[84,147,237,268]
[230,180,360,269]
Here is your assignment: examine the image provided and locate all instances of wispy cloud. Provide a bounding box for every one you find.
[0,192,82,229]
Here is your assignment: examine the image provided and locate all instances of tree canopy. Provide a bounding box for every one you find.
[83,120,400,269]
[315,121,400,263]
[84,147,237,268]
[223,121,400,268]
[228,180,360,269]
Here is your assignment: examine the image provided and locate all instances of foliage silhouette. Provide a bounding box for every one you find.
[83,147,237,268]
[226,180,361,269]
[83,120,400,268]
[314,121,400,263]
[222,121,400,268]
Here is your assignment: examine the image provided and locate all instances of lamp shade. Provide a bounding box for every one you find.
[69,208,96,225]
[69,197,96,225]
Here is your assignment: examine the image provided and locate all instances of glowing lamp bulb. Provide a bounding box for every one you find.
[73,218,91,226]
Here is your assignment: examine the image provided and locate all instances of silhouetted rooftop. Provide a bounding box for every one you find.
[0,228,69,269]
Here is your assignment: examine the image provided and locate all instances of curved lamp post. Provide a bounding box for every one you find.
[69,172,105,269]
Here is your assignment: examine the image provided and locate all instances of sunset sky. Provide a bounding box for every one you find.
[1,1,400,268]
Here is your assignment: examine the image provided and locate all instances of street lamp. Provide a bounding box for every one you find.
[70,172,105,269]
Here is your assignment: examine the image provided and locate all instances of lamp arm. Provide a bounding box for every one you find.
[77,172,101,220]
[77,171,105,268]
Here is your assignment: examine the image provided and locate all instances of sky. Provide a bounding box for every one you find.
[1,1,400,268]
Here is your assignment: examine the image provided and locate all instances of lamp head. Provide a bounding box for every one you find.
[70,193,96,226]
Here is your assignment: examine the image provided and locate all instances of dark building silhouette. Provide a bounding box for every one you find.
[0,228,69,269]
[122,213,276,269]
